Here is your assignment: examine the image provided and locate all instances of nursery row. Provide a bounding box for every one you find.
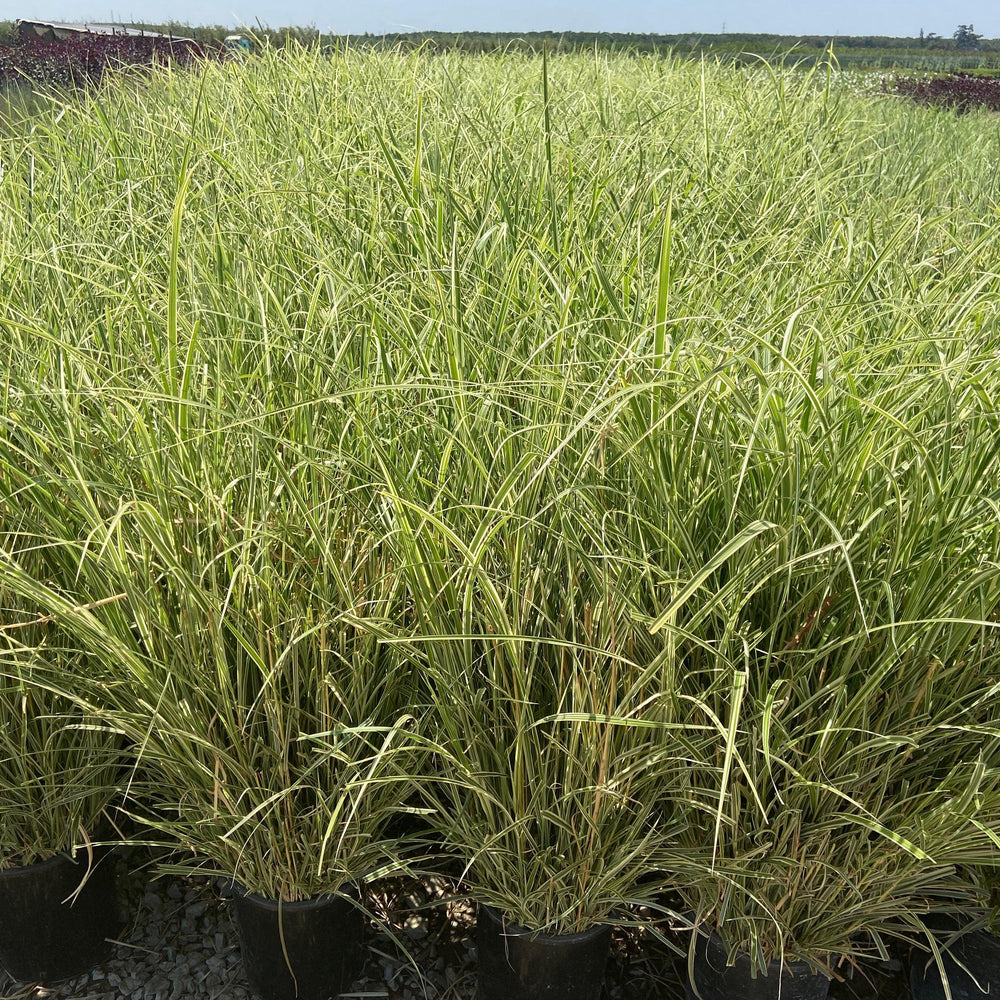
[2,45,1000,1000]
[6,846,984,1000]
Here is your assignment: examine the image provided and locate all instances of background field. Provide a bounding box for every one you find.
[4,21,1000,67]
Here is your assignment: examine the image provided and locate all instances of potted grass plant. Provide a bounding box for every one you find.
[1,435,423,1000]
[0,594,122,985]
[0,426,127,985]
[671,689,1000,1000]
[102,482,419,1000]
[397,524,692,1000]
[382,376,699,1000]
[613,319,1000,999]
[0,311,134,987]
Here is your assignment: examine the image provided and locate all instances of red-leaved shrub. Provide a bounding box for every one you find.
[884,72,1000,113]
[0,32,215,87]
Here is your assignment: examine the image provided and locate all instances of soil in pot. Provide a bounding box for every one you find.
[910,928,1000,1000]
[230,885,365,1000]
[476,904,612,1000]
[685,929,831,1000]
[0,847,121,984]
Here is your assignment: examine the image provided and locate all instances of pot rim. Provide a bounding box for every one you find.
[0,845,112,878]
[230,881,360,912]
[694,926,834,979]
[480,903,613,944]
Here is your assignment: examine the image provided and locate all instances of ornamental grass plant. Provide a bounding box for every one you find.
[0,636,122,869]
[381,372,703,934]
[0,369,423,899]
[0,527,121,868]
[615,279,1000,970]
[0,429,125,869]
[0,41,1000,978]
[89,476,420,901]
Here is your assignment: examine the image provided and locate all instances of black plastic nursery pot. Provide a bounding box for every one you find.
[910,928,1000,1000]
[230,885,365,1000]
[476,904,612,1000]
[0,847,120,984]
[685,929,831,1000]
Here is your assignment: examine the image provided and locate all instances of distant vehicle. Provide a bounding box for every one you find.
[224,34,252,54]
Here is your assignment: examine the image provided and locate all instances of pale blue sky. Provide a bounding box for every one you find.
[0,0,992,38]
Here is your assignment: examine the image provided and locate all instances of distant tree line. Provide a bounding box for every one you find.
[148,27,1000,54]
[1,21,997,56]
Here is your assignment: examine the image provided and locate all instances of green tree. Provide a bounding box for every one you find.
[954,23,983,50]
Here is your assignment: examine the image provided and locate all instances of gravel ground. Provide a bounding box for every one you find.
[0,853,909,1000]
